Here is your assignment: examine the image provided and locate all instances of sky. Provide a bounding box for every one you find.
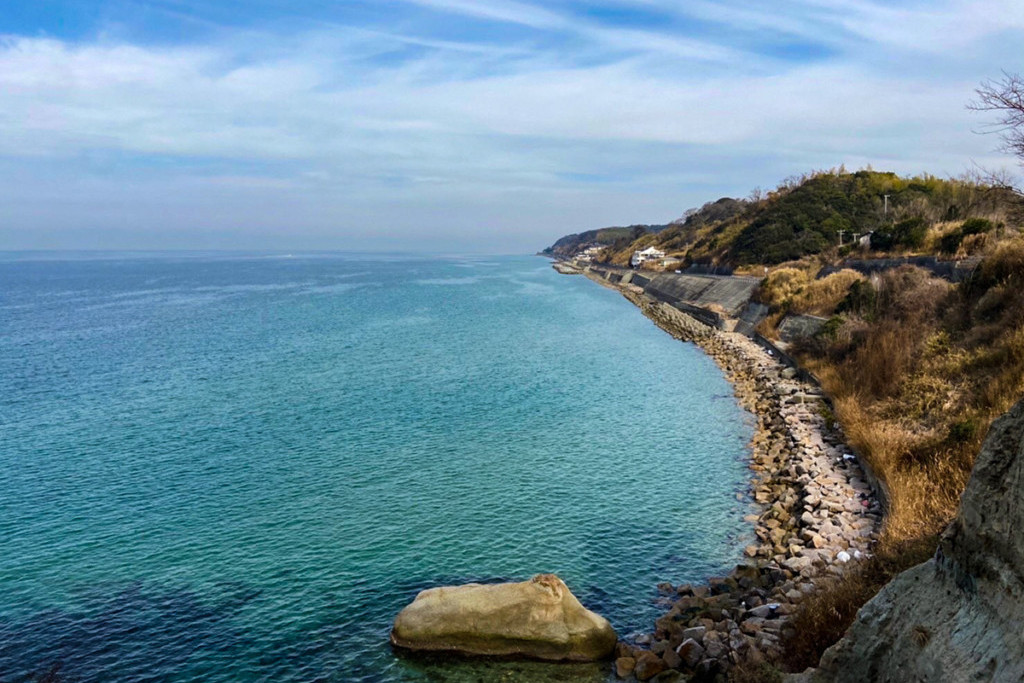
[1,1,1022,253]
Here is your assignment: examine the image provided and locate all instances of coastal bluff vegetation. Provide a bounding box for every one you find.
[544,167,1024,680]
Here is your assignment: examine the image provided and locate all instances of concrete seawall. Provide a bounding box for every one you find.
[587,266,762,326]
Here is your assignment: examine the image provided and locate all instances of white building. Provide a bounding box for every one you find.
[631,246,666,267]
[574,245,605,264]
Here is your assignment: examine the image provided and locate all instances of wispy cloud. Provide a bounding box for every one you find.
[0,0,1020,251]
[393,0,569,30]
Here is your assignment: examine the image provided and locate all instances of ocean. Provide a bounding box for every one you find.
[0,253,755,682]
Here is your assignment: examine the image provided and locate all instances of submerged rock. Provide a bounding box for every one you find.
[390,574,617,662]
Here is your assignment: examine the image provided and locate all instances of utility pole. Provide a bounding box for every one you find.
[883,194,891,218]
[838,229,845,246]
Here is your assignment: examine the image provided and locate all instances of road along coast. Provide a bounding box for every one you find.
[562,264,883,681]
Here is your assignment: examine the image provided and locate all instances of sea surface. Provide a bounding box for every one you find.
[0,253,755,682]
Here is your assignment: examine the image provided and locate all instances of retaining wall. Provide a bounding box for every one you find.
[820,256,982,283]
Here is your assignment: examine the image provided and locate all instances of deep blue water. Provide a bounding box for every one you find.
[0,253,754,682]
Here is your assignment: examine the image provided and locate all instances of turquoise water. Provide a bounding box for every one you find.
[0,253,754,682]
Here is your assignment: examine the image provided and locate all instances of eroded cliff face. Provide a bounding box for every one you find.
[807,398,1024,683]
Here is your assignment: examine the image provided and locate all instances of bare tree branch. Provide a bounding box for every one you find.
[970,71,1024,162]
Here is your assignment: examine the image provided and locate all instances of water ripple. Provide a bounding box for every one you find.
[0,255,753,682]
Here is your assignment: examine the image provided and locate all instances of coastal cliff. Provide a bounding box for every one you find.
[800,397,1024,682]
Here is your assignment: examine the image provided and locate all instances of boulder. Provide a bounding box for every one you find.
[783,556,812,572]
[662,645,683,670]
[615,656,636,678]
[677,638,706,668]
[745,603,780,619]
[681,625,707,643]
[390,574,617,661]
[634,651,667,680]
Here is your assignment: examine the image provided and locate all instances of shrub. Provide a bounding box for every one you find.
[892,216,929,248]
[940,229,964,254]
[870,229,895,250]
[948,418,980,444]
[960,217,996,235]
[873,217,929,250]
[837,279,877,317]
[817,315,844,340]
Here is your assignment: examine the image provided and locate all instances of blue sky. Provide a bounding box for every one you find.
[1,0,1022,252]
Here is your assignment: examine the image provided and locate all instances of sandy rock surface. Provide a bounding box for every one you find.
[390,574,617,662]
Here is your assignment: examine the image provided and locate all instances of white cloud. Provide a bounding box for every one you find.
[0,0,1021,250]
[392,0,569,30]
[0,35,986,161]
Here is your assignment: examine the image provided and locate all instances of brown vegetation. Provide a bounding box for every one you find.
[769,232,1024,670]
[758,267,866,317]
[782,237,1024,541]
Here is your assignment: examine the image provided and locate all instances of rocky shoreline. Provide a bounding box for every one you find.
[575,268,883,681]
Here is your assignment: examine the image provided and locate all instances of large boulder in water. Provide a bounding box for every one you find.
[390,573,617,661]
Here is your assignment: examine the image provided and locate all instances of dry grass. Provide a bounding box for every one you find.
[791,255,1024,543]
[811,325,977,538]
[757,266,866,319]
[790,270,865,315]
[777,238,1024,670]
[850,323,919,397]
[755,311,786,339]
[758,267,810,309]
[815,391,967,540]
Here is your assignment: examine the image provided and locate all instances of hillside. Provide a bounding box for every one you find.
[545,169,1020,269]
[541,223,671,259]
[544,168,1024,676]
